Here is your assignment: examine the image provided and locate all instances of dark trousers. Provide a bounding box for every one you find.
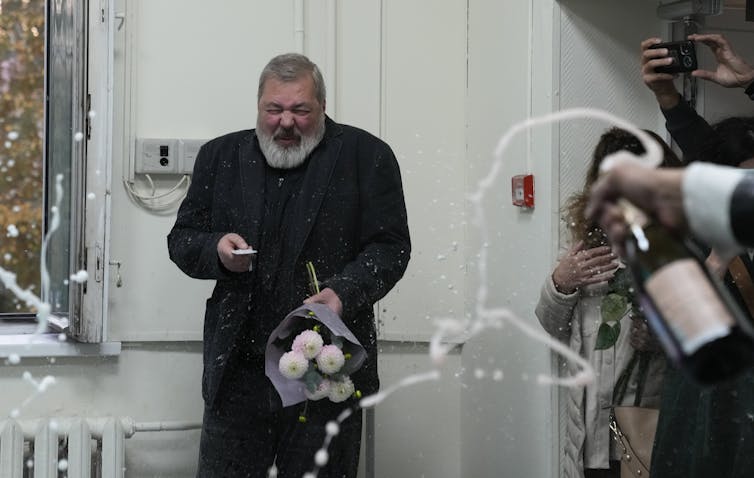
[584,460,620,478]
[197,355,362,478]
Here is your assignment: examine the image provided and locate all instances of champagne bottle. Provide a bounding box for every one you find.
[621,201,754,384]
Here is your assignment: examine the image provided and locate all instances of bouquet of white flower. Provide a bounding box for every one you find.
[265,302,366,408]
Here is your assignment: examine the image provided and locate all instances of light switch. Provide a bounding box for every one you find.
[135,138,179,174]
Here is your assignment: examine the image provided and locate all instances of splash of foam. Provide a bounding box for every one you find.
[294,108,661,477]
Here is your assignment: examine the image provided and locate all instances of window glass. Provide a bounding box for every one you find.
[45,0,81,317]
[0,0,45,315]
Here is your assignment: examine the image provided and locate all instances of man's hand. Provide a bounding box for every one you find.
[688,33,754,88]
[217,233,254,272]
[641,37,681,110]
[586,162,688,255]
[304,287,343,316]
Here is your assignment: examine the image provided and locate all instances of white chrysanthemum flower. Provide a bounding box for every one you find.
[305,378,331,401]
[278,351,308,380]
[292,329,324,360]
[316,344,345,375]
[328,376,355,403]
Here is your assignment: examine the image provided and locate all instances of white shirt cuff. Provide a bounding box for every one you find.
[683,163,745,259]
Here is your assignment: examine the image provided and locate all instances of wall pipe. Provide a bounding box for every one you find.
[3,417,201,440]
[325,0,337,117]
[294,0,305,53]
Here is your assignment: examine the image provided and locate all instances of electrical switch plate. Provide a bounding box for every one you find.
[511,174,535,208]
[178,139,206,175]
[135,138,179,174]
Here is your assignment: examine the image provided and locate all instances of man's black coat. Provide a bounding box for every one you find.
[167,117,411,407]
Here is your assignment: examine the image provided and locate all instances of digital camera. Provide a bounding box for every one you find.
[650,40,698,74]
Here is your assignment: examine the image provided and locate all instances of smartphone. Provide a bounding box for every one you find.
[231,248,257,255]
[650,40,698,74]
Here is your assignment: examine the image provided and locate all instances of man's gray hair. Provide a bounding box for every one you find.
[257,53,326,105]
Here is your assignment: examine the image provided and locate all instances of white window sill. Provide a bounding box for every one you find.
[0,334,121,358]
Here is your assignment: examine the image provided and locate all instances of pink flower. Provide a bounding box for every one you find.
[305,378,331,401]
[328,376,355,403]
[279,351,308,380]
[292,330,324,360]
[316,345,345,375]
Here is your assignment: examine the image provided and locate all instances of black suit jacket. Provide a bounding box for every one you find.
[167,117,411,406]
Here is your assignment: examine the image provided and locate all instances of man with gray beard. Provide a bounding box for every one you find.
[167,53,411,477]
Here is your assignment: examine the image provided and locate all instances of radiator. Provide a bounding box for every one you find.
[0,417,201,478]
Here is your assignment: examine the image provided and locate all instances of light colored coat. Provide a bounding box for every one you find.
[535,274,665,478]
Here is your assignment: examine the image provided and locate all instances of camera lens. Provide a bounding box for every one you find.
[683,56,693,68]
[680,43,691,55]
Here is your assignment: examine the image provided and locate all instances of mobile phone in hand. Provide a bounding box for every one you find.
[231,248,257,255]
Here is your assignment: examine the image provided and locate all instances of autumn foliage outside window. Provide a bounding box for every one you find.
[0,0,45,314]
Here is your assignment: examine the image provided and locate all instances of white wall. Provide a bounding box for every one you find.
[461,1,557,476]
[0,0,700,476]
[461,0,666,476]
[0,346,203,476]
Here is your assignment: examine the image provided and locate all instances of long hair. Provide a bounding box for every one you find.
[563,128,683,248]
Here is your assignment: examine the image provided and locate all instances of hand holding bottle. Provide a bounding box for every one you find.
[586,161,687,255]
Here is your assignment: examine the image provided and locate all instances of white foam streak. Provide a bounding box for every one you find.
[16,372,57,414]
[36,174,64,334]
[359,370,441,409]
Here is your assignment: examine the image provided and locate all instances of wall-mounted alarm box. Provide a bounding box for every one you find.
[511,174,534,208]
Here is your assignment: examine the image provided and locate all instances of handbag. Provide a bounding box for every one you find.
[609,352,659,478]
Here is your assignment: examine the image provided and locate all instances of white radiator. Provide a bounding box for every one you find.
[0,417,200,478]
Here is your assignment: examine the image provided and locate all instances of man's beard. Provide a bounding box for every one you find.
[257,115,326,169]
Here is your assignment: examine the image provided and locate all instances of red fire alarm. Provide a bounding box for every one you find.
[511,174,535,208]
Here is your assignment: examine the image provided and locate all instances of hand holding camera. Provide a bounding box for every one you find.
[640,37,683,109]
[687,33,754,89]
[642,33,754,98]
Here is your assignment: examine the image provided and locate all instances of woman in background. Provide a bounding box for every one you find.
[535,128,681,478]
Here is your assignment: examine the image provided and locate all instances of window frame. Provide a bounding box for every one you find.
[76,0,114,343]
[58,0,115,343]
[0,0,116,355]
[44,0,89,335]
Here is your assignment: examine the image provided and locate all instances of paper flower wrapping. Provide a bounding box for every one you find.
[265,303,366,407]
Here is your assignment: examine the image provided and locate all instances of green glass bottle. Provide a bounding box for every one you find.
[622,201,754,384]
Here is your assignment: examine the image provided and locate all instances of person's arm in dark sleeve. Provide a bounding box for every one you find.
[167,143,236,280]
[323,142,411,319]
[661,95,718,163]
[730,174,754,247]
